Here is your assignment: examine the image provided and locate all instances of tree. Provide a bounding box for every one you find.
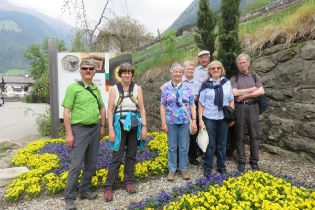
[23,39,67,80]
[63,0,128,51]
[217,0,241,79]
[194,0,217,59]
[23,39,67,103]
[216,0,242,157]
[96,16,153,52]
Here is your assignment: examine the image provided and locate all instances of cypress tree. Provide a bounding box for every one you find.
[217,0,242,157]
[217,0,242,79]
[194,0,217,59]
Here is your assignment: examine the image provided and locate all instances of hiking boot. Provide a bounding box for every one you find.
[237,162,245,172]
[167,172,175,181]
[125,183,136,194]
[104,189,113,202]
[189,159,200,166]
[79,191,98,200]
[204,169,212,177]
[65,200,76,210]
[181,171,190,180]
[250,162,260,170]
[218,169,227,175]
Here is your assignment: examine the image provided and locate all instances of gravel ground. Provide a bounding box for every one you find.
[1,137,315,210]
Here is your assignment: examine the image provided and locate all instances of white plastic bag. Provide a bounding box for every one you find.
[197,125,209,153]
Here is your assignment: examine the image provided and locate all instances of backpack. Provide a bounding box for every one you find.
[235,73,268,114]
[114,82,139,113]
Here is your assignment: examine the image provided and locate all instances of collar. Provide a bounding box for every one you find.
[182,75,194,83]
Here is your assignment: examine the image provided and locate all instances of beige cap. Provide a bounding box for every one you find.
[198,50,210,57]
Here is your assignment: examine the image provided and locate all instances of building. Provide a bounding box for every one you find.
[1,73,35,97]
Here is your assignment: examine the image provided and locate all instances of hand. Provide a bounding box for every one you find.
[108,128,115,143]
[65,134,75,148]
[229,121,234,127]
[236,94,247,102]
[161,122,168,133]
[141,126,147,140]
[199,120,204,129]
[100,127,105,139]
[192,121,197,133]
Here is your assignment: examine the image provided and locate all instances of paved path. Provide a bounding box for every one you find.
[0,102,49,140]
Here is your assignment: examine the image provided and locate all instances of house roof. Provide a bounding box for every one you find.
[2,75,35,84]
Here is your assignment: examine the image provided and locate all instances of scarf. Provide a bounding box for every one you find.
[200,78,228,111]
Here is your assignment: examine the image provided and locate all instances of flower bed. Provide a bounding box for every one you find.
[127,171,315,210]
[5,132,168,201]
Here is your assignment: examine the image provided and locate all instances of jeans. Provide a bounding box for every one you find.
[203,116,229,171]
[167,123,189,172]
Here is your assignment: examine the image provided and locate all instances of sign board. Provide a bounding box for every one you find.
[57,52,132,118]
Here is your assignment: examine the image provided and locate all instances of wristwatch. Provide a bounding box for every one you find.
[101,124,106,128]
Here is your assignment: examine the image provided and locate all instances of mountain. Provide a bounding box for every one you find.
[0,0,73,73]
[167,0,255,31]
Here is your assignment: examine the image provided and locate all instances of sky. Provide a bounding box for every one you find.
[7,0,193,36]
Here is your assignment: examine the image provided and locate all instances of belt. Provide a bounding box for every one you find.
[235,100,258,105]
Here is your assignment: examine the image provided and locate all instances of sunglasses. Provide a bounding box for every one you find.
[81,67,95,71]
[210,66,222,70]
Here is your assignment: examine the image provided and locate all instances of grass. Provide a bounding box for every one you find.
[0,145,11,155]
[0,69,29,78]
[133,34,197,72]
[239,0,315,53]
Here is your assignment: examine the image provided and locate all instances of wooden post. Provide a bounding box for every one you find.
[48,38,60,138]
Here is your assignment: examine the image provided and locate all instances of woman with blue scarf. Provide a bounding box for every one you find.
[198,60,234,177]
[104,63,147,202]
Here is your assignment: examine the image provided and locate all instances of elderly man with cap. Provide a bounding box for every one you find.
[194,50,211,84]
[62,59,106,210]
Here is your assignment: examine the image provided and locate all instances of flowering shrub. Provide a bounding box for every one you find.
[5,132,168,201]
[127,171,315,210]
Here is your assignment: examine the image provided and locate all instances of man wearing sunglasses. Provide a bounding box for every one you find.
[62,60,106,210]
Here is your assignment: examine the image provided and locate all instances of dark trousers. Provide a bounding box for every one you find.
[104,125,138,190]
[188,101,199,160]
[235,103,260,164]
[64,124,100,201]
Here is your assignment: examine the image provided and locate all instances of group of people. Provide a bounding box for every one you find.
[61,50,265,210]
[160,51,265,180]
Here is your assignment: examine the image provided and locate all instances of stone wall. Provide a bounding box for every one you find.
[134,40,315,162]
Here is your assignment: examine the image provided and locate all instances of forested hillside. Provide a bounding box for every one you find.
[167,0,255,30]
[0,11,71,73]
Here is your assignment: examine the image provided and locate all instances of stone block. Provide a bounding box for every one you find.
[0,167,29,187]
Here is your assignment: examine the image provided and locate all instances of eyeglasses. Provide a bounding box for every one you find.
[210,66,222,71]
[81,67,95,71]
[238,62,248,65]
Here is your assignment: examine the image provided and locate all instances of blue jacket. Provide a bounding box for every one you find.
[109,112,145,151]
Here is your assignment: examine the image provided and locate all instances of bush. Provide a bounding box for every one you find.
[35,108,51,137]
